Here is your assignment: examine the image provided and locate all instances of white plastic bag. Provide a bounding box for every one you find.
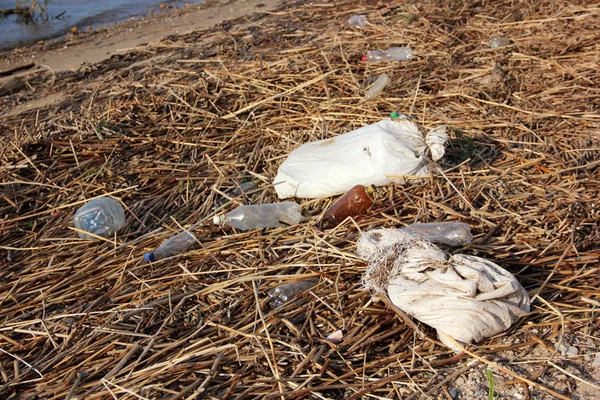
[273,115,448,199]
[358,229,530,352]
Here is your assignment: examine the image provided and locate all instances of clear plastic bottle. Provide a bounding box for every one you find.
[362,47,413,63]
[359,73,391,103]
[143,231,196,262]
[400,222,472,246]
[213,202,302,231]
[321,185,376,229]
[73,197,125,239]
[348,15,367,27]
[268,277,320,309]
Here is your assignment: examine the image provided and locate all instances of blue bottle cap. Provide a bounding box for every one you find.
[143,252,155,263]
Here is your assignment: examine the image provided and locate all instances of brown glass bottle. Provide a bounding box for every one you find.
[321,184,376,229]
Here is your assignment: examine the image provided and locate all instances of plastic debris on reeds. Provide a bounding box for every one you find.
[1,0,599,399]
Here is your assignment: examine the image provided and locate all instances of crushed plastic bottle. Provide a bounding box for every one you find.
[348,15,367,27]
[400,222,472,246]
[322,184,376,229]
[268,277,320,309]
[489,37,511,48]
[143,231,196,262]
[73,197,125,239]
[213,202,302,231]
[359,73,391,103]
[362,47,413,63]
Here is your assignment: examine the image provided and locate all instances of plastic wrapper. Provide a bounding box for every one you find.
[358,229,530,352]
[273,115,448,199]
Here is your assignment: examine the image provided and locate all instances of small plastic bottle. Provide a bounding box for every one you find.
[73,197,125,239]
[213,202,302,231]
[268,277,320,309]
[489,37,510,48]
[321,184,376,229]
[359,73,391,103]
[143,231,196,262]
[400,222,472,246]
[362,47,413,63]
[348,15,367,27]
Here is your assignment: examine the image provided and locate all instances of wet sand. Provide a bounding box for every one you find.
[0,0,279,73]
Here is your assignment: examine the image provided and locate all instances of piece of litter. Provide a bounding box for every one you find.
[348,15,366,27]
[274,114,447,199]
[490,37,511,48]
[326,330,344,344]
[358,229,530,352]
[359,73,391,103]
[400,222,473,246]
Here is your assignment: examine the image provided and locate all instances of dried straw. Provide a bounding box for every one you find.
[1,0,599,398]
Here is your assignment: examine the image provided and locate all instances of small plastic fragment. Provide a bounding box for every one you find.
[348,15,367,27]
[322,184,376,229]
[359,73,391,103]
[268,277,319,309]
[73,197,125,239]
[214,181,257,208]
[144,231,196,262]
[326,330,343,344]
[400,222,472,246]
[475,63,507,87]
[231,181,257,196]
[362,47,413,62]
[489,37,511,48]
[214,202,302,231]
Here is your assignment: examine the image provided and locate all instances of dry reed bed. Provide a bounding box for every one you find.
[1,0,599,399]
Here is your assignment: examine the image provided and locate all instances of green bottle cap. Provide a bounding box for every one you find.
[390,111,399,119]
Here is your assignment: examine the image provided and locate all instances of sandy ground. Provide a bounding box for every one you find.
[0,0,278,74]
[0,0,279,117]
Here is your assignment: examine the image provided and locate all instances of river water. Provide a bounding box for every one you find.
[0,0,203,51]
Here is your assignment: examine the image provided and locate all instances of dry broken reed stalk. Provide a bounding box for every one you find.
[1,0,599,399]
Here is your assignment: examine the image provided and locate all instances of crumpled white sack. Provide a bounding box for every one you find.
[357,229,530,351]
[273,115,448,199]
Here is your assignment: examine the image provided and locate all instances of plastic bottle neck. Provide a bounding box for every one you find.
[213,215,225,226]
